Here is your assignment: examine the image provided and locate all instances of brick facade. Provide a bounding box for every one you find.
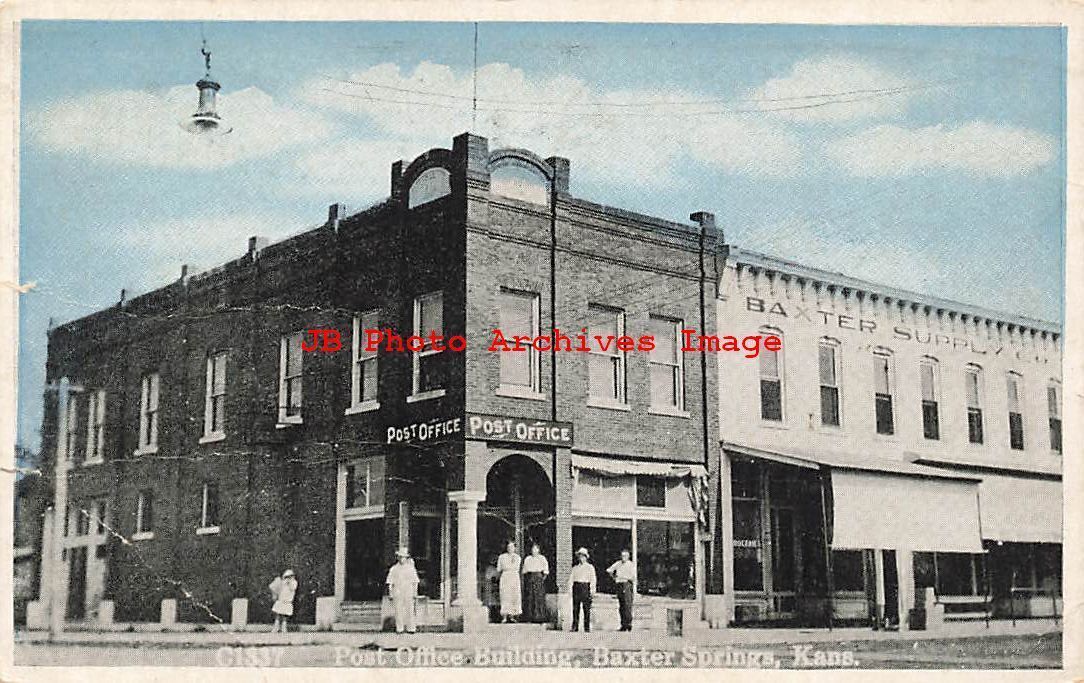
[37,132,723,628]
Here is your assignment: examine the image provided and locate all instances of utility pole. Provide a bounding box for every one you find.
[48,377,71,636]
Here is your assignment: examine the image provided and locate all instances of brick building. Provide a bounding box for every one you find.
[34,132,722,631]
[29,131,1061,634]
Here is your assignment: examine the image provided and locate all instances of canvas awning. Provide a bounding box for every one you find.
[975,472,1062,544]
[724,441,985,553]
[831,469,984,553]
[570,453,707,479]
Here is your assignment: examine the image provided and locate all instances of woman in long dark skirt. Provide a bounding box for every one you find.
[520,543,550,623]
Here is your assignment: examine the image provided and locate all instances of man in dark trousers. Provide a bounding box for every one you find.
[568,547,596,632]
[607,549,636,631]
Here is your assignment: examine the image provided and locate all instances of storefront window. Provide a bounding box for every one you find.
[572,525,631,595]
[832,550,865,592]
[636,520,694,599]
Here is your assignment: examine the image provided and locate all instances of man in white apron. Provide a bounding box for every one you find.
[385,547,419,633]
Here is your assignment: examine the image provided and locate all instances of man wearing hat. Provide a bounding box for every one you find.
[567,547,596,632]
[386,548,420,633]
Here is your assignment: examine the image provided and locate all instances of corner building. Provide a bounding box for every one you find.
[38,133,722,632]
[715,249,1063,629]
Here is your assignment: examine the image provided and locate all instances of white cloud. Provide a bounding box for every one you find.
[301,61,803,186]
[293,138,429,199]
[827,122,1056,177]
[114,211,311,292]
[746,55,919,124]
[28,85,331,169]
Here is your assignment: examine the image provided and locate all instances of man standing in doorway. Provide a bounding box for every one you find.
[607,549,636,631]
[386,547,419,634]
[568,547,596,632]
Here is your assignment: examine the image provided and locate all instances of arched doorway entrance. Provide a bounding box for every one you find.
[478,455,555,619]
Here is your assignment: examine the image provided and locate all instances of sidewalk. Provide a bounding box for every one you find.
[15,618,1061,649]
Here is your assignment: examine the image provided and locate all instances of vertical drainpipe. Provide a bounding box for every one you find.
[690,212,713,592]
[548,169,558,499]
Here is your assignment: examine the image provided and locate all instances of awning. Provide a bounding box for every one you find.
[571,453,707,479]
[831,470,984,553]
[724,441,985,553]
[976,472,1062,544]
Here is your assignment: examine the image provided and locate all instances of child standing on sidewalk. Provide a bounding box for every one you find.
[269,569,298,633]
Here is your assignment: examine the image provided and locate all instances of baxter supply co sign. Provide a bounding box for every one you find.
[387,413,574,447]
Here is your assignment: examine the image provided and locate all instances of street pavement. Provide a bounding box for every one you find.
[12,620,1062,669]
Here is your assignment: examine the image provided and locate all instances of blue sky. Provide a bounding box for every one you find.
[17,21,1066,452]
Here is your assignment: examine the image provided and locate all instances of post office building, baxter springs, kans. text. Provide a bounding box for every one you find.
[30,132,1061,632]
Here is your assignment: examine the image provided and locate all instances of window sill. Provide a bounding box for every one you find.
[131,531,154,541]
[198,432,226,444]
[496,385,545,401]
[82,457,105,466]
[345,400,381,415]
[407,389,446,403]
[757,420,788,431]
[648,406,690,418]
[195,525,221,536]
[133,445,158,456]
[587,399,631,412]
[276,418,303,429]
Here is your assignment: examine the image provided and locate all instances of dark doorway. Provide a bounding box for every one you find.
[66,546,87,620]
[882,549,899,627]
[345,518,385,601]
[479,455,556,613]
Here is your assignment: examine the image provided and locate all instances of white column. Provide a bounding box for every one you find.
[333,464,347,602]
[449,490,485,605]
[873,549,886,628]
[896,548,915,631]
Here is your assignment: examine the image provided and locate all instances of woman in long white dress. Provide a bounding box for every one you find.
[496,541,522,623]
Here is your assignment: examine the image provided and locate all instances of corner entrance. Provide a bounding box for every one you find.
[478,455,555,617]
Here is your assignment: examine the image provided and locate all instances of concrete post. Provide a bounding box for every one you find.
[231,598,249,631]
[160,598,177,628]
[98,600,115,627]
[896,549,915,631]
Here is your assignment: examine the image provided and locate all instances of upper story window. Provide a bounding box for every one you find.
[346,457,386,509]
[498,289,540,395]
[1048,381,1062,454]
[919,357,940,440]
[350,311,380,411]
[278,332,304,424]
[818,340,841,427]
[490,163,549,206]
[92,498,109,535]
[636,475,666,508]
[759,330,783,422]
[1007,372,1025,451]
[649,316,684,412]
[138,373,160,452]
[203,352,227,439]
[134,489,154,540]
[85,390,106,463]
[587,305,627,406]
[873,350,895,435]
[412,292,445,398]
[197,482,220,533]
[64,394,80,461]
[965,365,984,444]
[408,167,452,208]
